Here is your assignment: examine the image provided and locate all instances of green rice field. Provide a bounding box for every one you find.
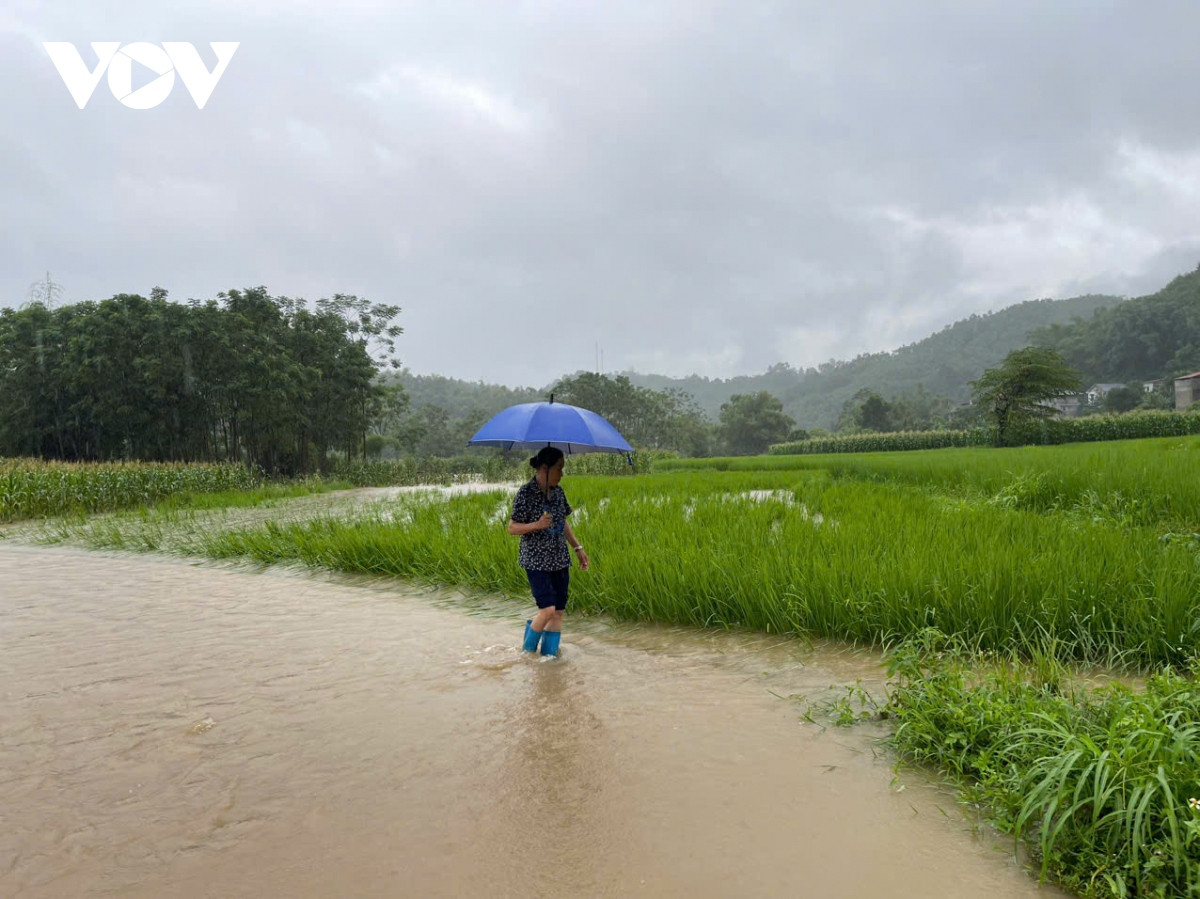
[22,435,1200,670]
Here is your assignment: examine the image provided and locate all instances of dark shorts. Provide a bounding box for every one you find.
[526,567,570,611]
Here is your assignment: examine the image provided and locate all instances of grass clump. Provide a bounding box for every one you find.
[885,630,1200,897]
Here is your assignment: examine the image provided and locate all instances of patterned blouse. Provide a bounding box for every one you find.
[511,476,573,571]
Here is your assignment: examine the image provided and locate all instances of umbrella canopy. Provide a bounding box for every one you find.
[467,400,633,454]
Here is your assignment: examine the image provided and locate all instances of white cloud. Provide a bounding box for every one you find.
[871,187,1161,306]
[1116,139,1200,199]
[7,1,1200,386]
[357,64,540,134]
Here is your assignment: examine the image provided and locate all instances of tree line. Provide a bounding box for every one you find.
[368,371,810,458]
[12,273,1189,468]
[0,287,400,474]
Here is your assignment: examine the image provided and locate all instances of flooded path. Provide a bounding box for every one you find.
[0,545,1064,897]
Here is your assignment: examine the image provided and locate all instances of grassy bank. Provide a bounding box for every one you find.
[881,634,1200,897]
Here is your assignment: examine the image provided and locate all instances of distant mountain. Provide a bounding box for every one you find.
[389,269,1200,432]
[1030,266,1200,385]
[388,370,544,419]
[625,293,1121,428]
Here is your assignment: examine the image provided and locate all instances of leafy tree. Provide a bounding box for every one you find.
[716,391,796,455]
[551,372,712,455]
[1165,343,1200,380]
[856,392,893,431]
[368,384,411,436]
[365,434,401,458]
[1140,381,1175,411]
[836,384,952,433]
[889,384,953,431]
[970,347,1083,445]
[1103,384,1142,414]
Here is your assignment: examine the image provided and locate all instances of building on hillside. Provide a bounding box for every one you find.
[1175,372,1200,411]
[1044,394,1085,418]
[1086,383,1125,405]
[1143,378,1164,393]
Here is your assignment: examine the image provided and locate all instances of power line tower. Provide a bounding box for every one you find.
[27,271,64,309]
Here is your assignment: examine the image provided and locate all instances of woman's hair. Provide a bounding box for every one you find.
[529,446,565,470]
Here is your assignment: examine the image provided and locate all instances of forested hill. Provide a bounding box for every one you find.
[626,292,1121,428]
[1030,266,1200,384]
[388,370,544,418]
[391,291,1124,431]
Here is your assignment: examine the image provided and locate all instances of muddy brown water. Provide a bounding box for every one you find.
[0,544,1065,898]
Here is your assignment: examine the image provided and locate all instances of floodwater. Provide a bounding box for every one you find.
[0,545,1065,898]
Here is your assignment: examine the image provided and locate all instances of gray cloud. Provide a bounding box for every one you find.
[4,1,1200,386]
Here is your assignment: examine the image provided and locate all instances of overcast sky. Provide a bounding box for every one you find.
[4,1,1200,386]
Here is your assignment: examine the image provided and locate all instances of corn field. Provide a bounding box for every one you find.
[771,428,990,454]
[0,458,258,522]
[770,409,1200,455]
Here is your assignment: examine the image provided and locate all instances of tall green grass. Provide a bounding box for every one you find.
[885,634,1200,896]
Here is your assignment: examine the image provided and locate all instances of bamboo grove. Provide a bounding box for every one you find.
[0,287,401,474]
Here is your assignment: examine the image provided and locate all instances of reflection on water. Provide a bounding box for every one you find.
[0,545,1065,898]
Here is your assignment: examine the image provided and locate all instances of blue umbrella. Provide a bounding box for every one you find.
[467,396,633,455]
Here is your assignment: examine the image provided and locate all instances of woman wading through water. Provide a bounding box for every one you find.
[508,447,589,656]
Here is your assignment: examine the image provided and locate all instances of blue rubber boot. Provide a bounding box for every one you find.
[522,620,543,652]
[540,631,562,657]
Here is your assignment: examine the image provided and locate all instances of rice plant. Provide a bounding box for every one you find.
[57,468,1200,670]
[662,436,1200,530]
